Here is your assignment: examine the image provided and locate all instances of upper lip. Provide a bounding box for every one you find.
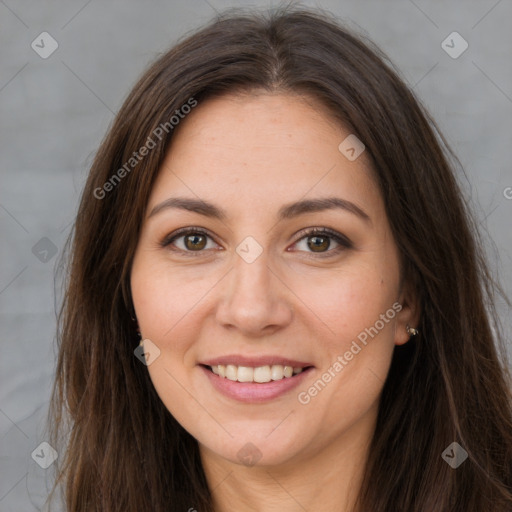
[200,355,314,368]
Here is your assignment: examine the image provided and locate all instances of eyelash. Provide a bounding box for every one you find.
[160,226,352,258]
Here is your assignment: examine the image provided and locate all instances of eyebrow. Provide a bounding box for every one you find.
[148,196,371,224]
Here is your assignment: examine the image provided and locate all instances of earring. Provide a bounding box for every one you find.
[136,328,143,347]
[406,325,419,336]
[131,315,142,342]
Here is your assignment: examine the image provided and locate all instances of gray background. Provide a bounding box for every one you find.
[1,0,511,510]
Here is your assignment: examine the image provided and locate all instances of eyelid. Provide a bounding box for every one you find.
[160,226,220,254]
[292,226,352,245]
[289,227,353,256]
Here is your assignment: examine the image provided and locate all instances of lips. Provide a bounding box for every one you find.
[199,355,314,392]
[200,364,314,403]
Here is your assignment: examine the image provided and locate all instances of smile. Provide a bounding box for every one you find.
[200,364,314,403]
[208,364,307,383]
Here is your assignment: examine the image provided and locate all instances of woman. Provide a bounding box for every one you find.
[49,7,512,511]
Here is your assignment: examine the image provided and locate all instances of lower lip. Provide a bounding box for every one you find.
[200,365,314,403]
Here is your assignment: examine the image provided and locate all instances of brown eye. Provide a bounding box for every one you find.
[307,235,330,252]
[161,228,218,254]
[291,227,352,257]
[184,233,207,251]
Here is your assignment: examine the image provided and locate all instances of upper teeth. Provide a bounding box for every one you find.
[210,364,304,383]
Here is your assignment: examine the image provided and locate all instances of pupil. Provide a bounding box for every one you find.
[308,235,329,252]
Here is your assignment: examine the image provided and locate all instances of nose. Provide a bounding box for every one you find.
[215,250,293,337]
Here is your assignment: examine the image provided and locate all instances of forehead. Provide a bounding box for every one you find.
[167,92,349,166]
[148,92,381,219]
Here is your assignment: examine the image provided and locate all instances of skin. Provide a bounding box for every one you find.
[130,92,419,512]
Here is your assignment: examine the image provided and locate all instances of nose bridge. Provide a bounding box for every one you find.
[232,249,272,295]
[230,233,274,296]
[215,242,292,333]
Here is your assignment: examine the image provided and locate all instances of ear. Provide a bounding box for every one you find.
[394,281,421,346]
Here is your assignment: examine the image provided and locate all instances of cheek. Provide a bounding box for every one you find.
[293,269,398,433]
[291,259,400,412]
[290,261,398,345]
[130,257,203,421]
[131,254,215,343]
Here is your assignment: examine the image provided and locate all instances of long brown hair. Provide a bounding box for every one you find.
[49,6,512,511]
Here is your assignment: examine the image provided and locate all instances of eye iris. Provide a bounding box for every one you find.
[307,235,330,252]
[185,233,207,250]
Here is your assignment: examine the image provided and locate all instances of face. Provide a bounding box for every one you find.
[130,92,417,469]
